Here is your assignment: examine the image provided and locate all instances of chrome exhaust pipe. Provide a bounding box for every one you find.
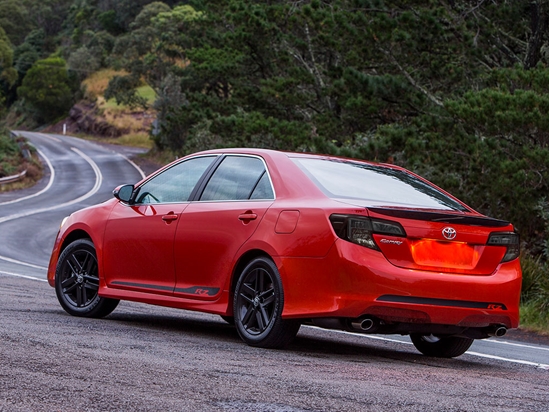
[351,317,376,332]
[488,326,507,337]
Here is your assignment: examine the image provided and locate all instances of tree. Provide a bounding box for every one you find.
[68,46,101,80]
[0,0,33,46]
[110,3,202,91]
[0,27,17,109]
[525,0,549,69]
[17,57,74,122]
[103,74,148,109]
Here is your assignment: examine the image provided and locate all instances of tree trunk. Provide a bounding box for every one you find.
[525,0,549,69]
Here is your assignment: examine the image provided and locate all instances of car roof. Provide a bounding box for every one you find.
[191,147,400,170]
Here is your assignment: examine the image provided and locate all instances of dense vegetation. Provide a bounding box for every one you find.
[0,0,548,330]
[0,129,21,177]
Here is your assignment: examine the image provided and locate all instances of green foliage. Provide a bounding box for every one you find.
[0,129,21,177]
[97,10,124,36]
[68,46,100,80]
[16,57,74,122]
[24,29,46,53]
[130,1,171,29]
[104,75,148,110]
[0,0,33,45]
[163,0,497,154]
[520,253,549,332]
[0,26,17,109]
[0,29,17,77]
[13,43,40,77]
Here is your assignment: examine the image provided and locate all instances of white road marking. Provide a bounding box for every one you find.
[305,325,414,345]
[484,337,549,352]
[0,148,55,206]
[0,147,102,224]
[304,325,549,369]
[0,255,47,270]
[466,351,549,370]
[0,270,47,282]
[120,154,146,180]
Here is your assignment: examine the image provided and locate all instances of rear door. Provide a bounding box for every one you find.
[173,155,275,299]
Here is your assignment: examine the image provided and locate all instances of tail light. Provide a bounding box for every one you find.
[330,214,406,251]
[487,232,520,262]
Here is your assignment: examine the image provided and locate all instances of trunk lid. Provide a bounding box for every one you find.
[367,208,513,275]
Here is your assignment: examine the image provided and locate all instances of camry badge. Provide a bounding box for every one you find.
[380,239,403,245]
[442,227,457,240]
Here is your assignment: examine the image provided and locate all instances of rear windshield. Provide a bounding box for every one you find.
[292,158,468,211]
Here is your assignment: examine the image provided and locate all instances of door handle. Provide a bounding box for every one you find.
[238,212,257,221]
[162,213,178,222]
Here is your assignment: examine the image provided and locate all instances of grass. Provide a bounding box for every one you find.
[520,302,549,334]
[519,254,549,335]
[78,69,157,149]
[136,85,156,104]
[93,131,154,149]
[82,69,128,100]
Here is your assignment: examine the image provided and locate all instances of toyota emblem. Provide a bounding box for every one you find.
[442,227,457,240]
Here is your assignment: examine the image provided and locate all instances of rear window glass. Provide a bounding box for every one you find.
[292,158,468,211]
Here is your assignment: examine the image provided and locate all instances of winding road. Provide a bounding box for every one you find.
[0,132,547,411]
[0,131,146,279]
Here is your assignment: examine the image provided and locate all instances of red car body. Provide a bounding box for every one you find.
[48,148,521,357]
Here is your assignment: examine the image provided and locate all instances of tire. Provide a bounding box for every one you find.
[233,257,300,349]
[410,334,474,358]
[55,239,119,318]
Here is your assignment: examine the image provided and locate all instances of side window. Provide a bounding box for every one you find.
[200,156,274,201]
[135,156,216,204]
[250,172,274,199]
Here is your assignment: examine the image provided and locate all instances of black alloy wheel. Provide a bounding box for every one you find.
[410,333,474,358]
[233,256,300,348]
[55,239,119,318]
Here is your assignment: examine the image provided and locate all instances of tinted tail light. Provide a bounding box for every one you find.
[487,232,520,262]
[330,214,406,251]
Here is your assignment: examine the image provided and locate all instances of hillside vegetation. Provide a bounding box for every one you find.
[0,0,549,332]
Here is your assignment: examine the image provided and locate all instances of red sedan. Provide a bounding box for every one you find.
[47,149,521,358]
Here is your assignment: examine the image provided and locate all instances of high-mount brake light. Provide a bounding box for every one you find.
[329,214,406,250]
[487,232,520,263]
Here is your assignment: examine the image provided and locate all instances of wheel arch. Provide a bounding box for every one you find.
[60,229,93,254]
[227,249,277,316]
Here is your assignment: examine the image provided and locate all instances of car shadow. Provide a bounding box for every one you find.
[98,309,493,370]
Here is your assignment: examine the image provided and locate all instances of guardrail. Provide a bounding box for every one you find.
[0,169,27,184]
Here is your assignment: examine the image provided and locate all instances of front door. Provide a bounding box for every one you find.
[102,155,218,294]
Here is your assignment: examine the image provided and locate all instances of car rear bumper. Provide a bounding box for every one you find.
[279,240,521,329]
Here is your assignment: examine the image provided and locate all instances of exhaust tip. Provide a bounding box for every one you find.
[351,317,376,332]
[494,326,507,337]
[489,326,507,337]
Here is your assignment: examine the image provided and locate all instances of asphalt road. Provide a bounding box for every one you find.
[0,131,146,276]
[0,132,548,411]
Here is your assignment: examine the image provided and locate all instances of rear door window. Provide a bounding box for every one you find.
[200,156,274,201]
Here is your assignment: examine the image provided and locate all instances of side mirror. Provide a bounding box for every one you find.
[113,184,134,203]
